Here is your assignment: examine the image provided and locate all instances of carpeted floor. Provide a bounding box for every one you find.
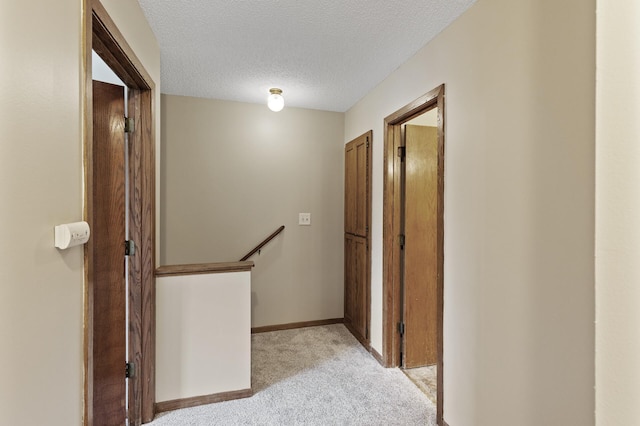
[148,324,436,425]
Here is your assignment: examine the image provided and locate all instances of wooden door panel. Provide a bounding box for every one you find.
[403,124,438,368]
[345,144,356,234]
[353,236,367,339]
[344,234,367,343]
[344,235,355,324]
[345,134,368,238]
[354,138,368,237]
[92,80,127,424]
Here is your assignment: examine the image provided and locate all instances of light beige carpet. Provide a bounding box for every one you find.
[148,324,436,425]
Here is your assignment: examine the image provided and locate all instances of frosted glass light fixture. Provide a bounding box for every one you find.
[267,88,284,112]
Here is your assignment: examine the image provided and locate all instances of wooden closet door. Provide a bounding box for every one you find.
[402,124,438,368]
[344,131,372,347]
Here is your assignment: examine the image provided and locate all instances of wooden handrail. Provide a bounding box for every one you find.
[239,225,285,261]
[155,261,254,277]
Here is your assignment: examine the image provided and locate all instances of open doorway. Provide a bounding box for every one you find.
[382,85,445,424]
[83,1,156,424]
[90,50,129,423]
[399,108,439,405]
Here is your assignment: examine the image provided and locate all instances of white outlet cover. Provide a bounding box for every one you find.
[299,213,311,226]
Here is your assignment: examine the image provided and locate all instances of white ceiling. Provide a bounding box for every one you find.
[137,0,476,112]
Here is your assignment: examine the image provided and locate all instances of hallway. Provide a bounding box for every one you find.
[148,325,435,425]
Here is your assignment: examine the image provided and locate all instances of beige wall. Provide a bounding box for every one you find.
[345,0,595,424]
[595,0,640,423]
[0,1,159,424]
[405,107,438,126]
[161,95,345,327]
[156,271,251,402]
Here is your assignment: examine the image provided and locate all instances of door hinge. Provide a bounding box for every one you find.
[125,240,136,256]
[397,322,405,336]
[125,362,135,378]
[397,146,406,160]
[366,136,370,148]
[124,117,135,133]
[399,234,405,249]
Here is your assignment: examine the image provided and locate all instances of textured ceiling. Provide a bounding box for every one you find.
[137,0,476,112]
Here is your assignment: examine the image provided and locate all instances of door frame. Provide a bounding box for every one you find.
[83,0,156,424]
[382,85,445,424]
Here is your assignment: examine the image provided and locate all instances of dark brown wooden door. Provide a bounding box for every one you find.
[344,131,371,346]
[402,124,438,368]
[92,80,127,425]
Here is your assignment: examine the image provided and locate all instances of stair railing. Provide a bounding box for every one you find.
[239,225,285,261]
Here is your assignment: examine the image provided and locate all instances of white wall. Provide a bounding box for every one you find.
[156,271,251,402]
[161,95,345,327]
[345,0,595,424]
[0,1,159,424]
[595,0,640,424]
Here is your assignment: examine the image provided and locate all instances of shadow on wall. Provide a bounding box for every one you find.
[250,233,285,323]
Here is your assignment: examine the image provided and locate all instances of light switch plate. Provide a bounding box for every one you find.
[299,213,311,226]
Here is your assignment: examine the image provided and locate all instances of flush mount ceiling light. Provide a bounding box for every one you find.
[267,88,284,112]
